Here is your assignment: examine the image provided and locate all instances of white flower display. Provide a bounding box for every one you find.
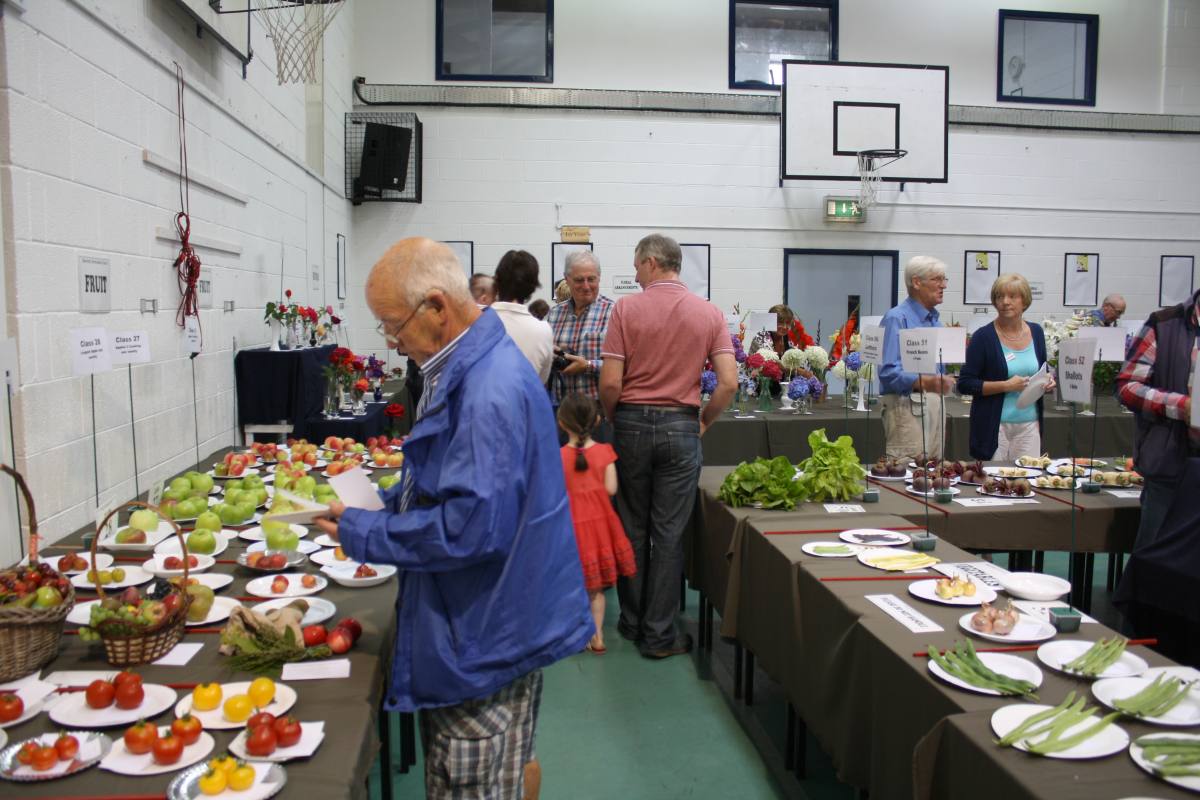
[755,347,781,363]
[858,362,875,381]
[831,361,849,379]
[780,348,808,372]
[803,345,830,373]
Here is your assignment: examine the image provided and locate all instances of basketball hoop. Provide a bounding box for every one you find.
[856,148,907,210]
[252,0,345,85]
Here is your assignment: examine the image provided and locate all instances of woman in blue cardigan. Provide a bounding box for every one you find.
[958,274,1056,460]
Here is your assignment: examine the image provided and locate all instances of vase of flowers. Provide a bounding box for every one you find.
[385,402,406,435]
[802,345,830,402]
[264,300,287,351]
[352,377,369,415]
[323,377,340,419]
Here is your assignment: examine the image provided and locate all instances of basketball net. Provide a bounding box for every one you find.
[253,0,345,85]
[856,149,907,211]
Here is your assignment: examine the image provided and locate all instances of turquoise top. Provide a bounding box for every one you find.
[1000,343,1039,424]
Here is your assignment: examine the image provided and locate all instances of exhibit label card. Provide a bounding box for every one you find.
[1075,327,1128,363]
[900,327,939,374]
[864,594,943,634]
[746,311,778,336]
[111,330,151,365]
[859,325,884,364]
[184,316,202,354]
[936,327,966,365]
[70,327,112,376]
[78,255,111,314]
[1057,338,1095,404]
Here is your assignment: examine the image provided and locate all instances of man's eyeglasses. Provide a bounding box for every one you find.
[375,300,426,345]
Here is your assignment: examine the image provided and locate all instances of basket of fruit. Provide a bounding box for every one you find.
[81,501,193,667]
[0,464,76,682]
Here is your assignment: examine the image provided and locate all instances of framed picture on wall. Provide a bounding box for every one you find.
[679,244,712,300]
[1063,253,1099,307]
[335,234,347,300]
[1160,255,1195,307]
[441,241,474,277]
[550,242,594,291]
[963,250,1000,306]
[997,10,1099,107]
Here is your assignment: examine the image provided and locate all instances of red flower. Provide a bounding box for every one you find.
[762,361,783,381]
[330,315,341,325]
[385,403,405,418]
[285,289,292,300]
[325,305,333,315]
[353,378,369,392]
[330,347,352,364]
[746,353,765,370]
[351,359,365,373]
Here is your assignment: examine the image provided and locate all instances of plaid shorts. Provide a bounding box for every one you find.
[420,670,544,800]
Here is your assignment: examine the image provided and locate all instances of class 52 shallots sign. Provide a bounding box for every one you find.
[1056,337,1095,404]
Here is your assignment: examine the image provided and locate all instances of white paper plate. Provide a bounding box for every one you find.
[239,525,309,543]
[865,468,912,482]
[251,597,336,627]
[928,651,1044,697]
[908,578,997,606]
[185,595,240,627]
[100,727,215,776]
[155,532,232,558]
[142,554,217,578]
[185,573,234,592]
[309,548,356,567]
[244,573,327,599]
[247,539,322,555]
[35,552,113,574]
[1130,732,1200,792]
[321,563,396,588]
[839,529,912,547]
[983,466,1042,478]
[70,565,154,591]
[99,520,175,552]
[856,548,940,572]
[173,682,297,730]
[0,682,53,728]
[991,703,1128,759]
[958,611,1057,643]
[1093,676,1200,726]
[207,467,261,479]
[975,485,1037,499]
[904,485,961,497]
[50,684,178,728]
[167,759,286,800]
[1037,640,1149,679]
[801,541,863,558]
[311,534,339,548]
[229,722,325,763]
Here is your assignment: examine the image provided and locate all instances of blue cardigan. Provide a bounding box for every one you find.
[956,322,1047,461]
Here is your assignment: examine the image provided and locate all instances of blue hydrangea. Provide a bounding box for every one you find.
[787,377,809,400]
[845,352,862,372]
[739,374,758,397]
[808,376,824,397]
[700,370,717,395]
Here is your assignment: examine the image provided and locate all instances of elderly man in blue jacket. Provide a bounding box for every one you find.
[316,237,592,799]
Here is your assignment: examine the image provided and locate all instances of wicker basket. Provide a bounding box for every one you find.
[89,501,192,667]
[0,464,75,683]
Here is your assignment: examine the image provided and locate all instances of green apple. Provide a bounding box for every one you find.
[129,509,160,532]
[378,474,399,491]
[253,488,269,506]
[296,476,317,495]
[234,501,256,520]
[186,528,217,555]
[314,484,337,500]
[243,474,264,489]
[223,489,245,507]
[215,503,241,526]
[188,472,214,494]
[195,510,222,532]
[184,497,209,518]
[115,527,148,544]
[225,479,244,492]
[34,585,64,608]
[185,584,215,622]
[163,487,187,503]
[264,520,299,551]
[170,477,191,493]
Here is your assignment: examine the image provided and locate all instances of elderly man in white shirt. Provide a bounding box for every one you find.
[492,250,554,383]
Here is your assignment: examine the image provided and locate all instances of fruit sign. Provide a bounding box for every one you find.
[78,255,111,314]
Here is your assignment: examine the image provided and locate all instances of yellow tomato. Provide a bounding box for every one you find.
[229,762,256,791]
[208,754,237,775]
[222,694,253,723]
[247,677,275,708]
[192,683,222,712]
[198,767,228,795]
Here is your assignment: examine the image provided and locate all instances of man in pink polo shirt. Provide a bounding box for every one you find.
[599,234,738,659]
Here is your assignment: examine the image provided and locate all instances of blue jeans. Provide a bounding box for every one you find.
[1134,477,1177,551]
[612,404,702,651]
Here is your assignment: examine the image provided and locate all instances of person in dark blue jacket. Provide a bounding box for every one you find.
[315,238,592,799]
[957,274,1055,461]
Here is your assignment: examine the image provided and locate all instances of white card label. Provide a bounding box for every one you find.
[184,316,202,354]
[111,330,151,365]
[932,561,1010,589]
[1012,601,1098,625]
[70,327,112,376]
[78,255,111,313]
[864,594,944,633]
[149,480,165,507]
[612,275,640,295]
[824,504,865,513]
[936,327,966,365]
[95,500,118,540]
[953,497,1013,507]
[1075,327,1128,363]
[1057,338,1095,404]
[746,311,778,337]
[1104,489,1142,499]
[859,325,884,364]
[900,327,939,374]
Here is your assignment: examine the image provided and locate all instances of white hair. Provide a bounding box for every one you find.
[904,256,947,295]
[564,250,600,278]
[1103,293,1126,308]
[403,242,472,308]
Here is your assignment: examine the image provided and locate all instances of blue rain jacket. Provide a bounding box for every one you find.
[338,309,593,711]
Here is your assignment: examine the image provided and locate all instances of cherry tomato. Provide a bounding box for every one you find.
[0,691,23,722]
[273,716,302,748]
[247,677,275,708]
[85,679,115,709]
[123,720,159,755]
[172,714,203,746]
[31,745,58,772]
[245,723,277,757]
[152,731,184,765]
[112,670,142,690]
[114,680,145,710]
[223,694,253,723]
[247,711,276,731]
[229,762,256,791]
[192,683,222,712]
[54,733,79,760]
[17,741,37,765]
[208,753,237,775]
[198,767,228,795]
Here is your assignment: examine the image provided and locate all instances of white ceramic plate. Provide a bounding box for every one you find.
[70,565,153,591]
[155,532,233,559]
[309,548,356,567]
[185,596,240,627]
[905,474,962,486]
[856,548,940,572]
[1129,732,1200,792]
[1093,676,1200,726]
[311,534,339,548]
[100,727,215,776]
[839,529,912,547]
[958,611,1057,643]
[142,554,217,578]
[801,541,863,558]
[50,684,177,728]
[35,552,113,574]
[1037,640,1149,680]
[99,520,175,552]
[975,485,1037,499]
[207,468,261,479]
[1032,477,1086,491]
[174,682,297,730]
[244,573,327,599]
[865,468,912,482]
[229,723,325,763]
[0,682,52,728]
[247,539,322,555]
[1000,572,1071,601]
[239,524,309,543]
[983,466,1042,478]
[251,597,336,627]
[991,703,1128,759]
[321,563,396,588]
[1047,464,1092,478]
[904,485,961,497]
[184,573,234,592]
[908,578,997,606]
[928,652,1043,697]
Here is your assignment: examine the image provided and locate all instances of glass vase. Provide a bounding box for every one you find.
[269,319,281,352]
[285,323,300,350]
[756,377,773,412]
[352,390,367,415]
[799,396,813,415]
[323,379,340,418]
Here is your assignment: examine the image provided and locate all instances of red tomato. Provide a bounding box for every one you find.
[171,714,203,746]
[0,691,23,722]
[123,720,159,755]
[114,680,145,710]
[54,733,79,760]
[113,671,142,690]
[152,731,184,765]
[17,742,37,764]
[273,716,302,748]
[247,711,276,731]
[245,723,277,757]
[85,679,115,709]
[327,627,352,654]
[302,625,327,647]
[31,745,58,771]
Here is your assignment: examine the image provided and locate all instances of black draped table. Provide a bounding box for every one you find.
[302,400,391,444]
[235,345,335,440]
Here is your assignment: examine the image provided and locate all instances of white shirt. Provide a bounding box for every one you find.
[491,301,554,383]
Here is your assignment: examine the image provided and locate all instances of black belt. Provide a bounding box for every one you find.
[617,403,698,414]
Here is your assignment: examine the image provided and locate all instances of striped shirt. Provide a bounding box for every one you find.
[398,326,469,510]
[1116,296,1200,446]
[546,295,614,403]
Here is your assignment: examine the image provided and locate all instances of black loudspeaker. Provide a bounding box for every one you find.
[356,122,413,199]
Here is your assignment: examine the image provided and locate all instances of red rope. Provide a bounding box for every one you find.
[173,64,201,345]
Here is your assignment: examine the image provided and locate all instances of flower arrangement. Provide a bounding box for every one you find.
[787,377,810,400]
[787,319,815,349]
[829,307,859,366]
[755,347,781,363]
[384,402,406,437]
[731,334,747,364]
[803,345,830,374]
[353,377,369,393]
[700,369,717,396]
[781,348,807,375]
[761,360,783,381]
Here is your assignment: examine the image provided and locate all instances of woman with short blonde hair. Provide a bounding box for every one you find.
[957,273,1055,460]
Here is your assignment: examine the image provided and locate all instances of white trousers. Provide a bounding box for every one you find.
[992,421,1041,461]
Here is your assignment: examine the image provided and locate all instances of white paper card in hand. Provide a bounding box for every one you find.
[281,658,351,681]
[268,489,333,524]
[1016,364,1051,409]
[153,642,203,666]
[327,468,385,511]
[864,594,943,633]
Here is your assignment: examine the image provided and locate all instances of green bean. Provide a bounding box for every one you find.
[1154,765,1200,777]
[1115,675,1175,716]
[1026,711,1120,756]
[1145,681,1193,718]
[1065,637,1127,677]
[996,694,1078,747]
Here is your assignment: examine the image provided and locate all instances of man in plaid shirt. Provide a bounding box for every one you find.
[547,251,614,435]
[1116,289,1200,548]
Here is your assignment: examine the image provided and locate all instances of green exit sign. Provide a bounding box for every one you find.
[824,196,865,223]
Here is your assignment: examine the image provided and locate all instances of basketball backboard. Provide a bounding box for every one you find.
[174,0,252,63]
[781,61,948,184]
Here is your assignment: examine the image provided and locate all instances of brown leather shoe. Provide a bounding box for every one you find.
[639,633,693,660]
